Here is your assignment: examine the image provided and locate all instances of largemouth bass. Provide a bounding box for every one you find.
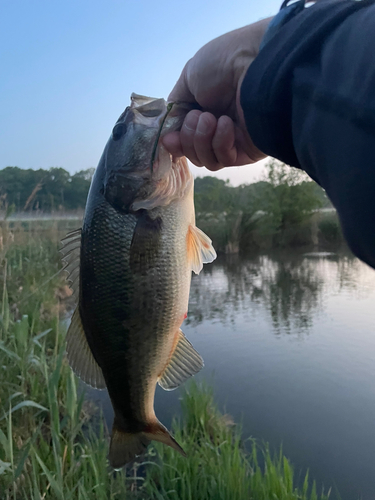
[61,93,216,468]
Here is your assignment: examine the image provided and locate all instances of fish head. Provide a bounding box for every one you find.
[103,93,192,213]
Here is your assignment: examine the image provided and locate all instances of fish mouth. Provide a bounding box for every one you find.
[150,102,175,173]
[126,95,198,176]
[104,94,195,213]
[148,99,200,175]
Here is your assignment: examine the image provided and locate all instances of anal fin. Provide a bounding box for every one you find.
[158,330,204,391]
[66,308,106,390]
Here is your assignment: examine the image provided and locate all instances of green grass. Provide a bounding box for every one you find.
[0,224,132,499]
[143,383,330,500]
[0,225,332,499]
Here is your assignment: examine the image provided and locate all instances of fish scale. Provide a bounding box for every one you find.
[82,200,191,425]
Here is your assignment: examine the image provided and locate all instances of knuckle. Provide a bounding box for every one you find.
[215,148,235,167]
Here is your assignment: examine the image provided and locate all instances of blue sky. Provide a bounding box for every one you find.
[1,0,281,186]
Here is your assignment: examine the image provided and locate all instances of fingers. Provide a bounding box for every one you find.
[162,110,260,170]
[195,113,224,169]
[180,111,224,169]
[179,111,205,167]
[212,116,237,167]
[162,131,184,158]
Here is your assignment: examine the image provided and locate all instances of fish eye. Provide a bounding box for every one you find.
[112,123,127,141]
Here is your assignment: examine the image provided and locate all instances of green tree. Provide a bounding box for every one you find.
[255,160,323,246]
[0,167,44,210]
[194,176,235,214]
[64,168,94,210]
[0,166,93,212]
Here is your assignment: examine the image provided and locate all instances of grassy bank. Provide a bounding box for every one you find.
[0,226,331,499]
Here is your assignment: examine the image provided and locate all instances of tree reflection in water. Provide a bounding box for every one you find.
[187,251,360,334]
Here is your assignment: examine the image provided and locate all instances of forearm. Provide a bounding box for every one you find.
[241,0,375,268]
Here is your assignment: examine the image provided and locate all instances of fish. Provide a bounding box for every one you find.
[61,93,216,468]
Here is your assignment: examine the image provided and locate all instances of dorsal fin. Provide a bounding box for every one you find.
[66,308,106,390]
[60,228,81,300]
[158,330,204,391]
[186,224,217,275]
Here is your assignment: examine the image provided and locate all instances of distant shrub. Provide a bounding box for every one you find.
[196,211,243,253]
[318,215,342,244]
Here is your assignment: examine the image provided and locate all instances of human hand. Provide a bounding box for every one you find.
[162,18,272,171]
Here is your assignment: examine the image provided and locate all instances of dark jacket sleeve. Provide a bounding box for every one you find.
[241,0,375,269]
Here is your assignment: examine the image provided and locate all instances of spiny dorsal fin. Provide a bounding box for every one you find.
[60,228,81,300]
[66,308,106,390]
[187,224,217,275]
[158,330,204,391]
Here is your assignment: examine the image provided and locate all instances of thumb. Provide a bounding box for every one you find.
[168,61,196,104]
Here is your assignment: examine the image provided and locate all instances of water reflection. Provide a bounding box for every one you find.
[183,250,375,500]
[187,251,360,335]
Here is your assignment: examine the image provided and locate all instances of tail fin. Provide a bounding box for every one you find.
[143,420,186,458]
[108,419,186,469]
[109,423,151,469]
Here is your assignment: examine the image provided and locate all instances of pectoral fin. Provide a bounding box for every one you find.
[187,224,217,274]
[158,330,204,391]
[66,308,106,389]
[130,212,163,273]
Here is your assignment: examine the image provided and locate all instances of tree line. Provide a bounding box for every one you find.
[194,160,334,250]
[0,167,94,212]
[0,162,337,248]
[0,163,330,214]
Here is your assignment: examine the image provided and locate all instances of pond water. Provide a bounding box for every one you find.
[89,249,375,500]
